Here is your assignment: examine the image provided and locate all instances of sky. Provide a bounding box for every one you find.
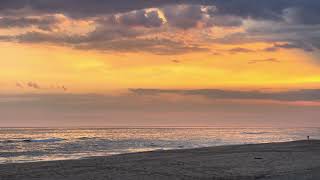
[0,0,320,127]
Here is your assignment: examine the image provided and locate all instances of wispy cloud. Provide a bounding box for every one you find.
[248,58,280,64]
[264,43,315,52]
[130,88,320,102]
[27,82,41,89]
[16,82,67,91]
[229,48,255,54]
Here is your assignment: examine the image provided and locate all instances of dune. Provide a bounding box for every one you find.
[1,140,320,180]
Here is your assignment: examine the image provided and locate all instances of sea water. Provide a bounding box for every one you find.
[0,127,319,164]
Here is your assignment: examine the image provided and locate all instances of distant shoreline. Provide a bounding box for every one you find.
[1,140,320,180]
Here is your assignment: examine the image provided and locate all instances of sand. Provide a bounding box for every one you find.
[1,140,320,180]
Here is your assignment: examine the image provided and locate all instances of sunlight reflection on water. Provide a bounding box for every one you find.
[0,127,319,164]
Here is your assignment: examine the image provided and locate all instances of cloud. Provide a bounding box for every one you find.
[1,27,209,55]
[50,85,68,91]
[0,0,319,26]
[61,86,67,91]
[113,9,164,28]
[0,0,176,18]
[16,82,23,88]
[1,0,319,23]
[213,22,320,53]
[0,16,61,31]
[1,93,320,127]
[27,82,40,89]
[76,38,209,55]
[16,82,68,91]
[208,0,320,24]
[206,15,243,27]
[228,47,255,54]
[0,1,320,55]
[248,58,280,64]
[129,88,320,102]
[283,7,320,25]
[1,25,143,45]
[162,5,206,29]
[264,42,314,52]
[162,5,243,29]
[172,59,181,63]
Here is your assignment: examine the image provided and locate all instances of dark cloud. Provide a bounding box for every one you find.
[114,9,164,28]
[0,0,319,21]
[1,29,208,55]
[0,4,244,55]
[0,0,176,18]
[209,0,320,24]
[0,35,14,41]
[0,0,320,54]
[130,88,320,102]
[162,5,204,29]
[3,25,143,45]
[213,24,320,53]
[200,1,320,53]
[77,38,209,55]
[162,5,243,29]
[283,7,320,25]
[12,31,87,45]
[0,16,60,31]
[206,15,243,27]
[0,0,319,24]
[264,42,314,52]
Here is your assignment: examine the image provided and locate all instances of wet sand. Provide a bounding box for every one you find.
[1,140,320,180]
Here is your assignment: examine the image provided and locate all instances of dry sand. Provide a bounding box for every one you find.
[1,140,320,180]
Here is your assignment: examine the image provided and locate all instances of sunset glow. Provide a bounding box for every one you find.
[1,1,320,127]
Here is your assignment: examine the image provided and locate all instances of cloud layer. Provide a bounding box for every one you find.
[130,88,320,102]
[1,92,320,127]
[0,0,319,54]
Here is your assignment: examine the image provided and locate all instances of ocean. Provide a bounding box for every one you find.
[0,127,319,164]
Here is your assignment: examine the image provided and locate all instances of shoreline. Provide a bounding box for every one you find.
[0,140,308,165]
[1,140,320,180]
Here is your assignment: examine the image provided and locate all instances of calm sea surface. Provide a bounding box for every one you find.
[0,127,319,164]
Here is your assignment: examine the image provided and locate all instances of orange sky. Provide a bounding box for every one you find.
[0,2,320,127]
[0,6,319,94]
[1,40,320,94]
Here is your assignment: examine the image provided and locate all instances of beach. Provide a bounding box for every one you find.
[1,140,320,180]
